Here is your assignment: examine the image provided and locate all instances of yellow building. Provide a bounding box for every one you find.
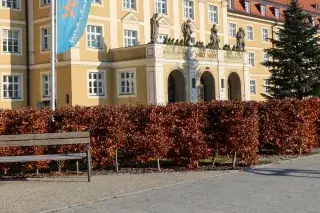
[1,0,320,109]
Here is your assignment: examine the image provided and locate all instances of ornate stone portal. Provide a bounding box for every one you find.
[181,19,193,46]
[150,13,159,44]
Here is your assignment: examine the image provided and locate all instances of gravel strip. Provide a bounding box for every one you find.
[0,170,232,213]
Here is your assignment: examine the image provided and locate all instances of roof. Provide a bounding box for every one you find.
[232,0,320,22]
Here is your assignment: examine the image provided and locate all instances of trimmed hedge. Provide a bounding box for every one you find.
[0,99,319,173]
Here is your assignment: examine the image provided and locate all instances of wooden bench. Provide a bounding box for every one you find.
[0,132,92,182]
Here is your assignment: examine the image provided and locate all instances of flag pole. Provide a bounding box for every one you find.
[50,0,56,111]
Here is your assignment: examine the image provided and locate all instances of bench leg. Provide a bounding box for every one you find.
[76,161,79,174]
[86,143,91,182]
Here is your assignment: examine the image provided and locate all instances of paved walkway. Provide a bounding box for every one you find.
[52,155,320,213]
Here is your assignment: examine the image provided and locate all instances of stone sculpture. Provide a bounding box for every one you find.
[150,13,159,44]
[181,19,193,46]
[208,24,220,49]
[236,27,245,51]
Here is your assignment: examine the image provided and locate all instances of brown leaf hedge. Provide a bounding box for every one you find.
[0,99,319,172]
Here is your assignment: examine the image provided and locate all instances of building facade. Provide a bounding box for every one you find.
[0,0,320,109]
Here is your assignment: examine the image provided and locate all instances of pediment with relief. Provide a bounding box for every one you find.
[121,12,142,23]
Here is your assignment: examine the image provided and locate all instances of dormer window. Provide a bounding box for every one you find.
[260,5,266,16]
[228,0,234,10]
[244,1,250,13]
[312,4,320,10]
[274,8,280,19]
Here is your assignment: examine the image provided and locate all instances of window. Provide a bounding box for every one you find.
[157,34,167,43]
[88,72,105,96]
[246,26,253,40]
[264,79,271,94]
[2,75,21,99]
[228,0,234,9]
[41,0,50,6]
[260,5,266,16]
[87,25,102,49]
[274,8,280,19]
[244,1,250,13]
[92,0,101,4]
[184,0,194,19]
[2,0,20,9]
[262,28,268,42]
[250,80,256,95]
[229,23,236,38]
[42,74,51,98]
[249,52,255,66]
[263,52,268,62]
[124,30,138,47]
[156,0,167,14]
[123,0,136,10]
[209,5,218,23]
[41,27,50,51]
[2,29,20,53]
[118,71,136,96]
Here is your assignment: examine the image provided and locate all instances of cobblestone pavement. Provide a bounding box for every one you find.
[52,155,320,213]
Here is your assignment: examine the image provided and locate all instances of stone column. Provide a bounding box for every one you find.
[109,0,118,48]
[243,52,250,100]
[173,0,180,38]
[28,0,34,65]
[217,50,226,100]
[143,0,151,44]
[188,47,197,103]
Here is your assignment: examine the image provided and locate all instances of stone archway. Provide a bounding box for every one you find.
[198,71,215,101]
[228,72,241,101]
[168,70,186,103]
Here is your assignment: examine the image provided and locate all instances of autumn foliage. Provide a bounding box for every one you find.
[0,99,319,173]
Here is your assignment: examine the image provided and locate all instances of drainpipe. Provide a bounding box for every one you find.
[25,1,31,106]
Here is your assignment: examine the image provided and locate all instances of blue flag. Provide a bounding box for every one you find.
[57,0,92,54]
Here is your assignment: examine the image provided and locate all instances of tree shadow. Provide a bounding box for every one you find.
[244,168,320,179]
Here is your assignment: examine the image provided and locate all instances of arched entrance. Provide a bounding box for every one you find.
[198,71,215,101]
[168,70,186,103]
[228,72,241,100]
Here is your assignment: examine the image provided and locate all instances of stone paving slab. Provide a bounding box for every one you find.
[0,169,231,213]
[52,155,320,213]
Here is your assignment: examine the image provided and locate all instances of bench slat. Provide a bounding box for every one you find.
[0,132,90,142]
[0,137,90,147]
[0,153,86,163]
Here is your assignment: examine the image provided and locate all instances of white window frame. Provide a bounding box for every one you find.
[117,68,137,98]
[40,26,50,53]
[1,0,20,10]
[264,79,271,94]
[248,52,255,67]
[184,0,194,20]
[157,34,168,43]
[228,0,234,9]
[263,52,268,63]
[228,23,237,38]
[40,0,50,8]
[123,0,137,10]
[87,70,107,98]
[250,80,256,95]
[1,28,22,55]
[86,24,104,51]
[208,4,218,24]
[40,71,57,101]
[1,73,23,101]
[92,0,102,6]
[156,0,167,15]
[260,5,266,16]
[124,29,138,47]
[262,28,269,42]
[246,25,254,41]
[274,8,280,19]
[244,1,250,13]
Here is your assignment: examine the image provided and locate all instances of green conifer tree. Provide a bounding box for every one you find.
[262,0,320,99]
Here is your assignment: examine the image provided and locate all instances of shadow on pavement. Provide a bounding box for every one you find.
[244,168,320,178]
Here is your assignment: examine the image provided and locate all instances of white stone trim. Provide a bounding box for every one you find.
[0,26,23,56]
[86,69,107,99]
[116,67,137,98]
[0,72,24,101]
